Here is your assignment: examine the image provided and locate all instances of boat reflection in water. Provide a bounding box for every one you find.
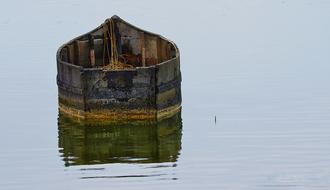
[58,111,182,167]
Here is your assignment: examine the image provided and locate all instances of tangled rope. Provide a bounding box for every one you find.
[102,18,133,70]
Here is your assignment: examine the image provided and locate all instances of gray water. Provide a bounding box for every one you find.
[1,0,330,189]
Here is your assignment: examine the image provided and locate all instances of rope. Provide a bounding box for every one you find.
[102,18,133,70]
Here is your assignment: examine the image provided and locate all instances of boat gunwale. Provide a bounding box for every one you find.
[56,15,180,72]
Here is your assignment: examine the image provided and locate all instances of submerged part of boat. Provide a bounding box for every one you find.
[57,15,181,122]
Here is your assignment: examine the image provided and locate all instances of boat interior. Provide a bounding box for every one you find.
[59,17,177,69]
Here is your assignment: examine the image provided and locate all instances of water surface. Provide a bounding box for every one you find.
[0,0,330,189]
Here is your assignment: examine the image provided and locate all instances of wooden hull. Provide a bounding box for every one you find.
[56,16,181,122]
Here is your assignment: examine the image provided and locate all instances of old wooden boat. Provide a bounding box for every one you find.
[57,15,181,122]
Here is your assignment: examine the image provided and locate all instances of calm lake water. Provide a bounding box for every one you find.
[1,0,330,189]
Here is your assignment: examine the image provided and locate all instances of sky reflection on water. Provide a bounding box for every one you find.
[0,0,330,189]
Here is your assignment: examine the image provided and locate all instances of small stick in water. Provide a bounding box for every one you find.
[215,115,217,124]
